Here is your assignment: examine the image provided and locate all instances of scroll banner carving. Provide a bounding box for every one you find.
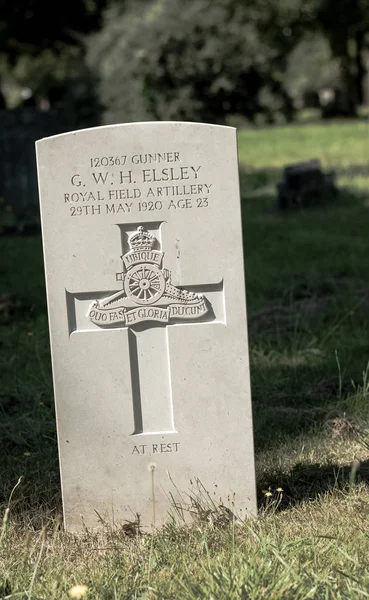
[89,298,208,326]
[88,226,210,328]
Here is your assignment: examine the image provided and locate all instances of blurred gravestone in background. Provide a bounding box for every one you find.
[0,69,101,233]
[0,107,68,232]
[277,160,338,210]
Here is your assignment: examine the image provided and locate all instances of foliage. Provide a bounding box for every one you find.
[284,33,340,107]
[0,0,106,117]
[87,0,311,124]
[0,0,107,60]
[314,0,369,115]
[2,0,369,120]
[1,49,101,127]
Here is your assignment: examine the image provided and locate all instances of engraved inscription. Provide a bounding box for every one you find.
[89,226,209,327]
[63,150,213,217]
[132,442,181,455]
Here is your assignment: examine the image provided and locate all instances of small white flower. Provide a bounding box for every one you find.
[69,584,88,599]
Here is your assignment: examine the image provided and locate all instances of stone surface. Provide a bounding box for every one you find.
[36,122,256,532]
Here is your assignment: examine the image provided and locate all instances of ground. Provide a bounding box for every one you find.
[1,119,369,598]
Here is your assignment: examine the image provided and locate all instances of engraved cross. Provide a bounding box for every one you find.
[66,222,223,436]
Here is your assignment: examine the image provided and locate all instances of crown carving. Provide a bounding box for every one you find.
[128,226,155,251]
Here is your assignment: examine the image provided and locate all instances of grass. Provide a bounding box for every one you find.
[2,119,369,597]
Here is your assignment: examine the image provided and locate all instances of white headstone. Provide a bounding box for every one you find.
[36,122,256,532]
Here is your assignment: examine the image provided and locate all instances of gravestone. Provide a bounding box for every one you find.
[0,107,68,232]
[277,159,337,209]
[36,122,256,532]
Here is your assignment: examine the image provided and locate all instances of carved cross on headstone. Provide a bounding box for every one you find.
[67,222,223,436]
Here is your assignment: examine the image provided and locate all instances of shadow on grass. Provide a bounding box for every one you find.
[0,234,46,316]
[1,374,368,525]
[257,457,369,512]
[239,163,369,201]
[0,390,61,526]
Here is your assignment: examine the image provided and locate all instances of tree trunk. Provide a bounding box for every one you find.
[322,34,357,117]
[355,31,365,106]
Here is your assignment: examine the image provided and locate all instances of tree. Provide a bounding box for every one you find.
[0,0,107,115]
[87,0,309,124]
[284,33,340,108]
[0,0,107,60]
[317,0,369,115]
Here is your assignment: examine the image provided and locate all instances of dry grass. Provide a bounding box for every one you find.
[2,483,369,598]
